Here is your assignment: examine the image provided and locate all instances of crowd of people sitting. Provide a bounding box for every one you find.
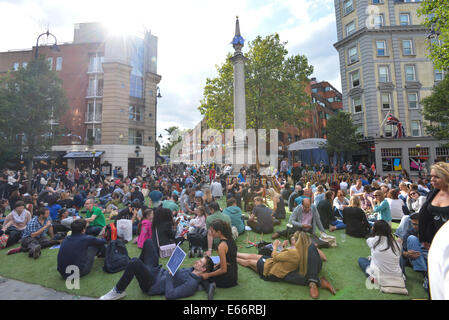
[0,159,448,300]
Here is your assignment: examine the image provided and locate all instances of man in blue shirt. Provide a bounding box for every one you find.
[20,207,56,259]
[57,219,106,279]
[100,239,215,300]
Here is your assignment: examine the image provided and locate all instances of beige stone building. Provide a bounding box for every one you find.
[333,0,448,176]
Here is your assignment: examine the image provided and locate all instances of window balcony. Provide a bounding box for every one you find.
[86,86,103,98]
[85,112,102,123]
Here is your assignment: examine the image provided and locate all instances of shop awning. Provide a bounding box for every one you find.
[288,138,327,151]
[63,151,104,159]
[33,151,66,160]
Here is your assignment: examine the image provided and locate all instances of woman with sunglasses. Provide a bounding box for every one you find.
[369,190,392,226]
[407,190,426,215]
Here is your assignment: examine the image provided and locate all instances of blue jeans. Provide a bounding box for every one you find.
[400,235,428,273]
[86,226,103,236]
[395,216,412,239]
[115,239,159,293]
[331,219,346,230]
[358,257,371,277]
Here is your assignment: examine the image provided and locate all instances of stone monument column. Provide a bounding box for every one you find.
[229,17,248,172]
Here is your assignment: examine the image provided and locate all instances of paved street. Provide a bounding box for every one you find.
[0,276,94,300]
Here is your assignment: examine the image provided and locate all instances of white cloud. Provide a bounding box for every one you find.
[0,0,342,133]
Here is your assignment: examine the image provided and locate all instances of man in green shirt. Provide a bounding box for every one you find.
[84,199,106,236]
[162,194,180,215]
[205,202,231,256]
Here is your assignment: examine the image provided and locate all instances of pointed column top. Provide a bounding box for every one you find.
[232,16,244,52]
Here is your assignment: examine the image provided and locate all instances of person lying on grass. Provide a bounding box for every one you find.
[100,239,215,300]
[237,231,336,299]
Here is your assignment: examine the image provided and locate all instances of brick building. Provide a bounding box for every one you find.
[0,23,161,177]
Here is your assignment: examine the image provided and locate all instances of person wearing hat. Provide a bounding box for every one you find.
[149,190,163,208]
[1,201,32,249]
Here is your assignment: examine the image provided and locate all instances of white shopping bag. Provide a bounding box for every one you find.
[117,219,133,242]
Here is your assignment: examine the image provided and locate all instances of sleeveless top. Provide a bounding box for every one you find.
[427,203,449,236]
[210,239,238,288]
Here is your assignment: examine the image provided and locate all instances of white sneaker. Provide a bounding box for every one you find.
[99,288,126,300]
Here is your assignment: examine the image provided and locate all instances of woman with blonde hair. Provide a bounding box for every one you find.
[268,188,286,219]
[236,231,335,298]
[418,162,449,249]
[342,196,371,238]
[303,182,313,201]
[313,185,326,207]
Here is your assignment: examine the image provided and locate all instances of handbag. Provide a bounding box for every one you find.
[378,274,409,295]
[156,228,176,258]
[0,234,9,249]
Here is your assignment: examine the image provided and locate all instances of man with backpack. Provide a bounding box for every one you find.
[57,219,106,279]
[100,238,215,300]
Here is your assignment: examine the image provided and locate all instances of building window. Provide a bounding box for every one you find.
[374,14,384,28]
[376,40,387,56]
[128,129,143,145]
[408,147,429,172]
[407,93,418,109]
[47,57,53,70]
[435,69,444,81]
[295,135,300,141]
[350,70,360,88]
[348,46,358,64]
[13,62,19,71]
[400,13,411,26]
[86,127,101,144]
[86,102,102,122]
[402,40,414,55]
[384,124,393,137]
[378,66,389,82]
[88,54,104,73]
[381,148,402,172]
[344,0,354,15]
[87,78,103,97]
[436,147,449,162]
[346,21,356,36]
[22,62,28,68]
[352,96,362,113]
[405,65,416,81]
[411,120,421,137]
[311,88,318,93]
[372,0,382,3]
[381,93,391,109]
[129,105,143,122]
[130,75,143,98]
[56,57,62,71]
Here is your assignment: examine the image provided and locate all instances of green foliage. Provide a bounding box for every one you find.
[198,33,314,132]
[418,0,449,71]
[0,56,69,167]
[324,111,360,156]
[161,126,185,156]
[421,76,449,146]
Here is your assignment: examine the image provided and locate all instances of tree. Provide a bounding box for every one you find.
[198,33,314,167]
[418,0,449,71]
[421,76,449,146]
[0,56,68,188]
[323,111,360,161]
[161,126,184,156]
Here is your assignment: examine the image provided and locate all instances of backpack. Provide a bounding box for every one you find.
[104,223,117,242]
[103,240,130,273]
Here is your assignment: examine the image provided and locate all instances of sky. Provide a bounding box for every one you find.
[0,0,341,143]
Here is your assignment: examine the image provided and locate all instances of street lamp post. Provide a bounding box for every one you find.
[155,87,162,166]
[34,30,61,59]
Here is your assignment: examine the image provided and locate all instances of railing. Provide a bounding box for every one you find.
[85,112,102,123]
[86,86,103,97]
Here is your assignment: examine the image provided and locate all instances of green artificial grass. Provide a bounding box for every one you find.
[0,197,429,300]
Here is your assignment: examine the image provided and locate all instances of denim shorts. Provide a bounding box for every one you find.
[257,256,271,276]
